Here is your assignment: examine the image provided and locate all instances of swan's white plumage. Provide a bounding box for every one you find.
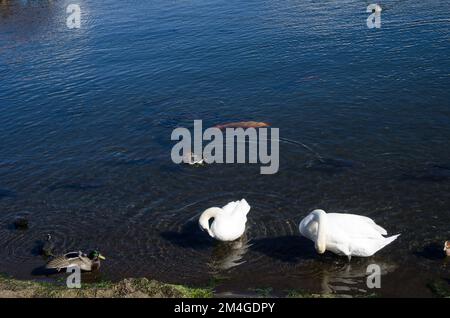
[199,199,250,241]
[299,209,399,258]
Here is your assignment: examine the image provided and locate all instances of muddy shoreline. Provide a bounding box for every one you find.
[1,275,448,298]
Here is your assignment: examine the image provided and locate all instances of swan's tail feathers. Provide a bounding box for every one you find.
[385,233,400,244]
[358,215,388,235]
[373,224,388,236]
[378,233,400,251]
[238,198,251,216]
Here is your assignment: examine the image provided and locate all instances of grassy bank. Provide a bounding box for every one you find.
[0,275,213,298]
[1,275,448,298]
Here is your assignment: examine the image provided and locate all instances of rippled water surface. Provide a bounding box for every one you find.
[0,0,449,297]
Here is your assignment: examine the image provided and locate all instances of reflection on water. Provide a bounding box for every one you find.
[318,260,397,297]
[208,236,251,273]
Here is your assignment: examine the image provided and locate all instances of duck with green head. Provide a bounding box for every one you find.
[45,250,106,272]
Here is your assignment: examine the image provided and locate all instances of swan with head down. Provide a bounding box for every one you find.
[299,209,400,260]
[199,199,250,241]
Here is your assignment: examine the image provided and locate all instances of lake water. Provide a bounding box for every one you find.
[0,0,449,297]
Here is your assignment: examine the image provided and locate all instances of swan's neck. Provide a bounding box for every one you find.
[312,209,327,254]
[199,208,221,237]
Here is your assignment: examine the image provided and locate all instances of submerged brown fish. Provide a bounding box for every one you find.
[445,241,450,257]
[215,121,270,130]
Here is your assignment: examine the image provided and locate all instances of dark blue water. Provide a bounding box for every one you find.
[0,0,449,297]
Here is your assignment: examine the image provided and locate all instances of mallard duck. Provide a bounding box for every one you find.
[444,241,450,257]
[41,234,55,257]
[299,209,400,260]
[45,250,106,272]
[199,199,250,241]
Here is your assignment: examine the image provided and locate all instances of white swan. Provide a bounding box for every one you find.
[199,199,250,241]
[299,209,400,260]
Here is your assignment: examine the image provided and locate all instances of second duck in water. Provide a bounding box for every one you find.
[41,234,55,257]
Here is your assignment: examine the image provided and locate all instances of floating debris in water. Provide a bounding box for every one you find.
[215,121,270,130]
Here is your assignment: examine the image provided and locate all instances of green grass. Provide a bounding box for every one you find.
[287,289,336,298]
[250,287,273,297]
[427,280,450,298]
[286,289,378,298]
[0,275,214,298]
[171,284,214,298]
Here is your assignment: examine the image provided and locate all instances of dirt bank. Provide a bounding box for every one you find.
[0,275,212,298]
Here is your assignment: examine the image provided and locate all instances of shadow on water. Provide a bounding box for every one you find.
[31,265,106,284]
[251,236,317,263]
[31,266,55,276]
[160,220,213,250]
[413,243,447,261]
